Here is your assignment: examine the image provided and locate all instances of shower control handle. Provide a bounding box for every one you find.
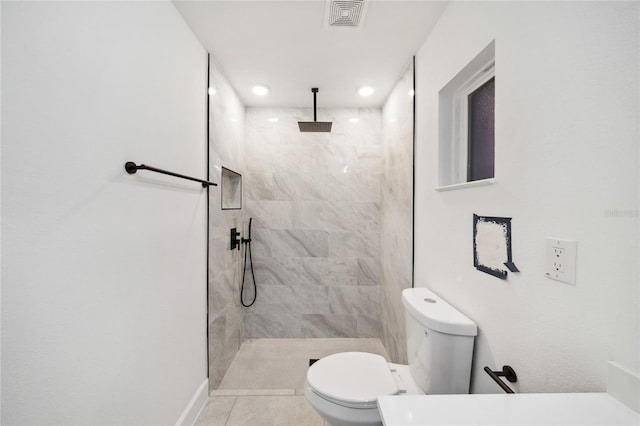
[230,228,241,250]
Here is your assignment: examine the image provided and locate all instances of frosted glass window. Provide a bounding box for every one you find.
[437,41,495,190]
[467,77,495,181]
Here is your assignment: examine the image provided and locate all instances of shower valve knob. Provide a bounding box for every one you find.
[230,228,242,250]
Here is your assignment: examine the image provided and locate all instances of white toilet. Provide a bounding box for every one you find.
[304,287,478,426]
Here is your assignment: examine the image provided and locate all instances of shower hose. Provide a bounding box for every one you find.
[240,218,257,307]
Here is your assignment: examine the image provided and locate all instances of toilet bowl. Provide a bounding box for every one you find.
[304,352,423,426]
[305,288,478,426]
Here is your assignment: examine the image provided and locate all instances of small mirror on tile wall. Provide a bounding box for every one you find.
[221,166,242,210]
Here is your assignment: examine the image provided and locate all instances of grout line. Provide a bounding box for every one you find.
[223,395,238,426]
[212,388,296,396]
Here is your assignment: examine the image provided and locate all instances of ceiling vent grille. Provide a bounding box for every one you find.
[326,0,366,28]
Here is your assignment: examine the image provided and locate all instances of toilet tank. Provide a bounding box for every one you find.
[402,288,477,395]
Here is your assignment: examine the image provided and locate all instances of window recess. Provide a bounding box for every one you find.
[438,41,495,190]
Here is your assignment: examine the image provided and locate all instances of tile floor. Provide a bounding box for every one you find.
[194,338,389,426]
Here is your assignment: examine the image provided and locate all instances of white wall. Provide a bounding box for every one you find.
[1,2,208,423]
[414,1,639,393]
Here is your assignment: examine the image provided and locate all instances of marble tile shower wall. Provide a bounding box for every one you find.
[244,108,383,338]
[208,58,245,391]
[380,64,414,364]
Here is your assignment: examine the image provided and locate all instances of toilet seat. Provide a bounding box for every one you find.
[306,352,399,409]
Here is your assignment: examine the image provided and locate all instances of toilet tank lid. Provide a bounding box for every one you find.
[402,288,477,336]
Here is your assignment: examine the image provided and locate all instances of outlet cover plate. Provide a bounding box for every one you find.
[545,237,577,285]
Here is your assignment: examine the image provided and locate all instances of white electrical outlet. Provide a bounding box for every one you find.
[545,237,577,285]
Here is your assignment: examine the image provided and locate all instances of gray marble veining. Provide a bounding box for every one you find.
[272,172,328,201]
[246,200,295,230]
[251,256,299,287]
[270,229,329,258]
[245,172,275,201]
[208,57,246,391]
[250,229,272,258]
[293,201,353,231]
[329,230,381,259]
[301,314,358,338]
[357,257,381,287]
[300,257,358,287]
[379,63,414,364]
[244,107,383,339]
[249,284,330,316]
[328,286,380,316]
[351,202,381,232]
[244,312,302,338]
[356,313,382,338]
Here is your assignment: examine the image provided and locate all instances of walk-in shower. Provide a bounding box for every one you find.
[207,53,415,392]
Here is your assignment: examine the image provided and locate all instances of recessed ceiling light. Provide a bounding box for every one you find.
[358,86,374,97]
[409,89,415,97]
[269,117,279,123]
[349,117,360,123]
[252,85,270,96]
[208,87,217,96]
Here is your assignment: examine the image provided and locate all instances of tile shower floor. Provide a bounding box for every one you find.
[194,338,389,426]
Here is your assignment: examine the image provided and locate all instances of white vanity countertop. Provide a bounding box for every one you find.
[378,393,640,426]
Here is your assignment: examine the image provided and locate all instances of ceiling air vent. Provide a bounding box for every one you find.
[326,0,367,28]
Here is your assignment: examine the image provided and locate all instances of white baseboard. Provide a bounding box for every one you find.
[608,361,640,413]
[175,378,209,426]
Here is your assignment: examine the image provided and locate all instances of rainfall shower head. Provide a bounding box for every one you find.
[299,121,332,132]
[298,88,332,133]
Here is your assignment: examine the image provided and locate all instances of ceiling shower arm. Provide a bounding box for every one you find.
[312,87,318,122]
[298,87,332,132]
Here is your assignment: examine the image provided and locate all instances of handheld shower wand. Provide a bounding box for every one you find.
[240,218,257,307]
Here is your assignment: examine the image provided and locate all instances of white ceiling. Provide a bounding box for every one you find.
[173,0,448,108]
